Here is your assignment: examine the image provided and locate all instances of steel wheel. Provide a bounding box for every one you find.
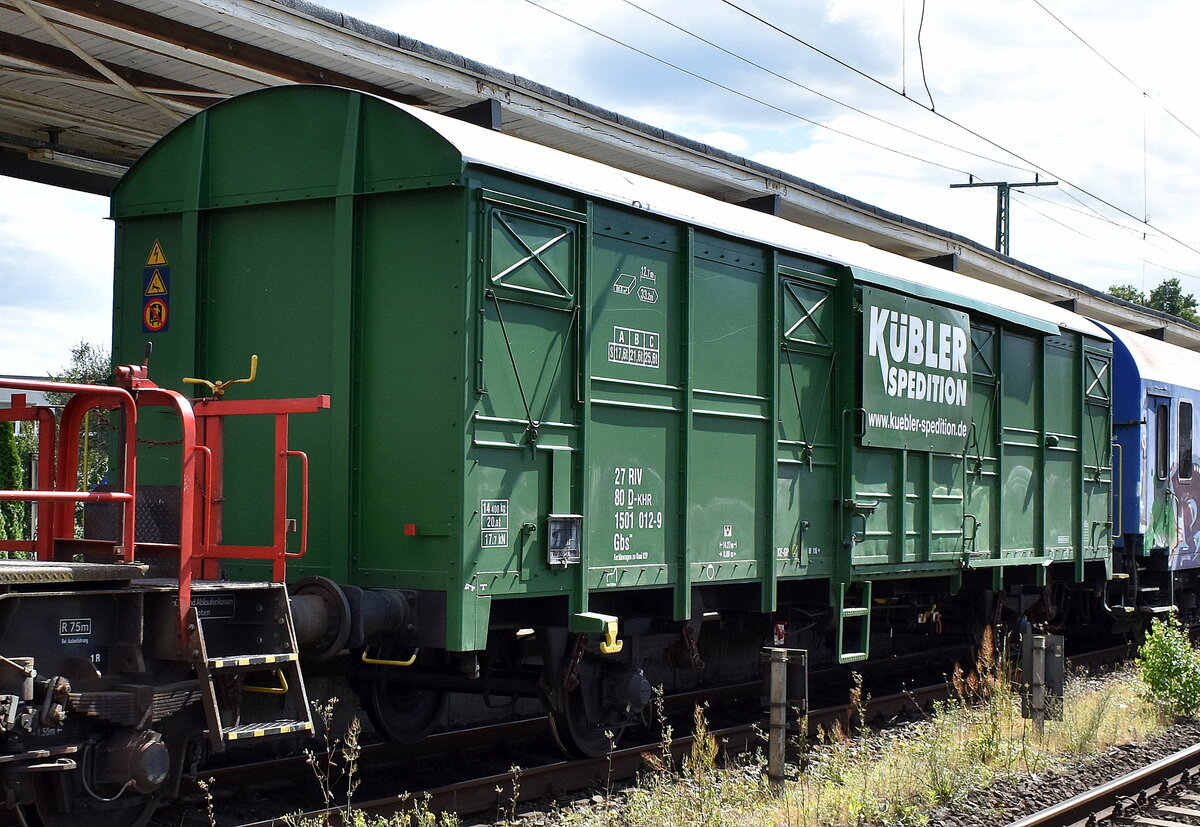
[545,653,630,758]
[548,686,625,758]
[361,647,447,744]
[30,769,158,827]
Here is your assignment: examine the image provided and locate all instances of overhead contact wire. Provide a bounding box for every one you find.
[1031,0,1200,143]
[717,0,1200,262]
[1013,193,1200,282]
[916,0,935,108]
[614,0,1021,173]
[521,0,972,176]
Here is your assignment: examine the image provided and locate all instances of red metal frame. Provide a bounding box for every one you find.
[0,394,58,559]
[0,367,329,645]
[188,395,330,584]
[0,379,139,562]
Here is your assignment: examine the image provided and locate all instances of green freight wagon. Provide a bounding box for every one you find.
[110,85,1112,753]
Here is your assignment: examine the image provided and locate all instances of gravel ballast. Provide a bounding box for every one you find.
[926,719,1200,826]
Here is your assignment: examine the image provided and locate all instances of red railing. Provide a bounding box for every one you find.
[0,366,328,645]
[0,379,139,562]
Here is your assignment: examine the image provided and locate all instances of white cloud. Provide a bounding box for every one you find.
[696,131,749,154]
[0,178,112,377]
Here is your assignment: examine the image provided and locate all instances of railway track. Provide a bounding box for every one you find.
[1005,742,1200,827]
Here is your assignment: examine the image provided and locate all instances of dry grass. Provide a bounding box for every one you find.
[553,639,1163,827]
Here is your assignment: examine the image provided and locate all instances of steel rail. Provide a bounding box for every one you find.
[1004,741,1200,827]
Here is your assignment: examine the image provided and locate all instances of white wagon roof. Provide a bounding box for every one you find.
[401,100,1109,342]
[1104,323,1200,388]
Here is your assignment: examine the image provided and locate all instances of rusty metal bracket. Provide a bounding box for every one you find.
[563,633,588,694]
[681,624,705,672]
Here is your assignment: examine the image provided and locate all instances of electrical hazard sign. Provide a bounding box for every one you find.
[145,240,167,267]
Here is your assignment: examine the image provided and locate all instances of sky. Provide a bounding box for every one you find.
[2,0,1199,375]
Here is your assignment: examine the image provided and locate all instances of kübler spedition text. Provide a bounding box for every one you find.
[867,307,970,407]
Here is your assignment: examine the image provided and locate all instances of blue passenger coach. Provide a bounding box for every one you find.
[1104,323,1200,615]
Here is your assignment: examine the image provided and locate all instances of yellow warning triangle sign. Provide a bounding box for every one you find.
[145,240,167,267]
[145,270,168,296]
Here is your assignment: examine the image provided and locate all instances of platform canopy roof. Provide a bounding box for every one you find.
[1,0,1196,347]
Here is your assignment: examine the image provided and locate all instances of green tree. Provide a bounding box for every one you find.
[45,341,112,398]
[0,421,21,541]
[1148,278,1199,323]
[1107,278,1200,323]
[1106,284,1146,304]
[33,342,116,539]
[42,342,114,494]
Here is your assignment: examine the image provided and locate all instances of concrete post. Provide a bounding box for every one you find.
[766,647,788,796]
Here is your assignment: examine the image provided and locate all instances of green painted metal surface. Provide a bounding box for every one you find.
[110,85,1113,654]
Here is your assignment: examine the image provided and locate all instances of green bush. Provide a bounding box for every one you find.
[0,421,23,541]
[1137,614,1200,718]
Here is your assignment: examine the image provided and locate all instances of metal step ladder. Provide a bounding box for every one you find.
[188,604,313,751]
[1135,566,1177,615]
[835,580,872,664]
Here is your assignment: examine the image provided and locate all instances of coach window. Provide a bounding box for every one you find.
[1181,401,1194,480]
[1156,403,1169,480]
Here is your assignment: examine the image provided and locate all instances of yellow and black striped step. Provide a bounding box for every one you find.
[222,719,312,741]
[208,652,299,670]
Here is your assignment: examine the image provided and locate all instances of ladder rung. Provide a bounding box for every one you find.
[223,719,312,741]
[209,653,299,670]
[839,652,868,663]
[841,607,869,618]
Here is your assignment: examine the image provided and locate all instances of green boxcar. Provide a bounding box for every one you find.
[111,85,1112,665]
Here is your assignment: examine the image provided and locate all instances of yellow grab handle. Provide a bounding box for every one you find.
[184,355,258,397]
